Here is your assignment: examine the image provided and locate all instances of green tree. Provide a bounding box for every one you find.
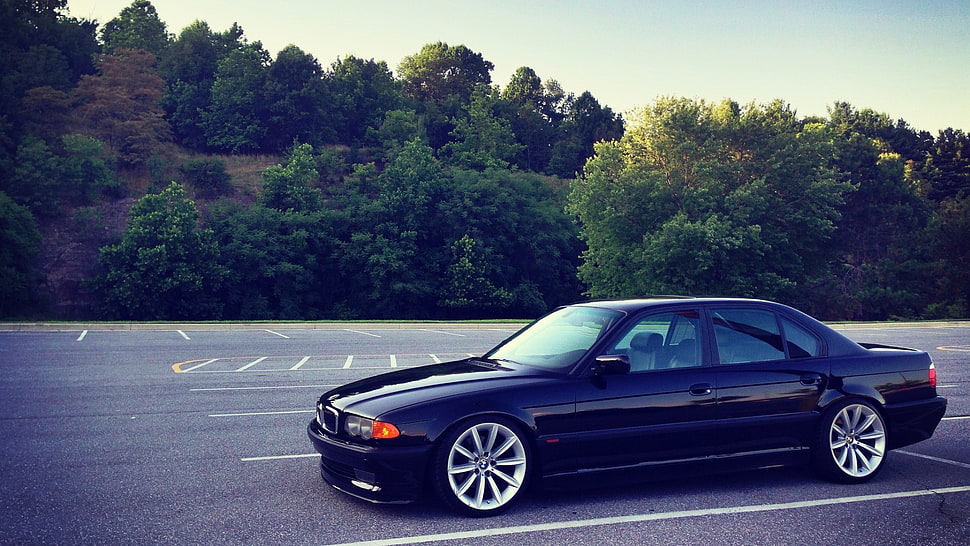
[930,196,970,317]
[95,182,224,319]
[398,42,494,149]
[338,139,445,317]
[202,41,270,153]
[209,202,343,319]
[440,167,583,316]
[99,0,171,55]
[3,135,60,215]
[55,134,120,204]
[328,55,402,145]
[820,102,937,319]
[924,128,970,201]
[441,84,523,169]
[158,20,229,149]
[260,143,322,212]
[502,66,556,172]
[439,234,511,314]
[262,44,329,151]
[548,91,624,177]
[178,157,231,198]
[398,42,493,103]
[569,97,847,305]
[0,190,41,317]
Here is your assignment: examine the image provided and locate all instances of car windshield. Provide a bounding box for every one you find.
[485,306,623,370]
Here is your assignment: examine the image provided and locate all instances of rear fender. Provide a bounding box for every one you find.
[818,381,886,411]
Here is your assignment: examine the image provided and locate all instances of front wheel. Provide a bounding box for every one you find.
[813,399,888,483]
[431,418,531,516]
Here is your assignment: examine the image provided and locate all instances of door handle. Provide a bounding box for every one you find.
[800,373,823,386]
[689,383,713,396]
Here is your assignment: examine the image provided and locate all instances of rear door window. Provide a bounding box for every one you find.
[712,308,785,364]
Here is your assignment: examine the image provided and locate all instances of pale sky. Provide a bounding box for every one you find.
[66,0,969,134]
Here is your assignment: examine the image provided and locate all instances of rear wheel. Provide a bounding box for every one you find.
[813,399,887,483]
[432,418,531,516]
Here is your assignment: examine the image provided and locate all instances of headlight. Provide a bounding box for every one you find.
[344,415,400,440]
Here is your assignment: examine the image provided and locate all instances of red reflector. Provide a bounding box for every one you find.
[929,363,937,388]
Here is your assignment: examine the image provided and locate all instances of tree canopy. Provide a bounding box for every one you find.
[1,0,968,321]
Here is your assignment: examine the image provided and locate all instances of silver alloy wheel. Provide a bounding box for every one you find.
[445,422,528,511]
[828,402,886,478]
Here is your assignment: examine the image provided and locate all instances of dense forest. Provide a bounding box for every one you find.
[1,1,968,321]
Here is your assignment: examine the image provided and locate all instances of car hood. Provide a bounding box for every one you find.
[323,359,549,418]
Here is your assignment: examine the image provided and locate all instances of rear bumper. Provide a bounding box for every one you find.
[307,420,434,503]
[885,396,947,449]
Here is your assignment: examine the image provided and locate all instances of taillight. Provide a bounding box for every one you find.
[929,363,937,388]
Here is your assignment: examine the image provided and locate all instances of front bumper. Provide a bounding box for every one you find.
[307,419,434,503]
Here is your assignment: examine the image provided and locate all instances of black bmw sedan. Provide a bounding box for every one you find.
[307,298,947,516]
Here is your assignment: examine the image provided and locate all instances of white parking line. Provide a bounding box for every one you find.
[345,329,381,338]
[325,486,970,546]
[420,329,465,337]
[181,358,219,372]
[191,384,337,391]
[430,354,441,363]
[241,453,318,462]
[389,355,397,368]
[76,330,87,341]
[236,357,267,372]
[265,329,289,338]
[343,355,354,369]
[177,330,190,340]
[209,410,314,417]
[898,450,970,470]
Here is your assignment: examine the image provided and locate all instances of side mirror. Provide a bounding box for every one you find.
[593,354,630,375]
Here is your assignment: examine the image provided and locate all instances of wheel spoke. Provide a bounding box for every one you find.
[857,413,877,433]
[490,467,521,489]
[483,424,499,453]
[856,441,884,458]
[454,472,476,496]
[448,461,477,475]
[474,472,487,507]
[471,427,485,454]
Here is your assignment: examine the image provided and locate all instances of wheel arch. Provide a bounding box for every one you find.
[818,382,887,412]
[424,411,541,485]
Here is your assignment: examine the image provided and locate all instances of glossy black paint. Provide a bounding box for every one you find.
[307,298,947,504]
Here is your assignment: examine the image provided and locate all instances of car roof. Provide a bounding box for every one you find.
[570,296,774,312]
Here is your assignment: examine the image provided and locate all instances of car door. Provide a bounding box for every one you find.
[710,306,829,454]
[553,309,719,474]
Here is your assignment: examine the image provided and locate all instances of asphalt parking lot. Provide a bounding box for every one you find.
[1,323,968,544]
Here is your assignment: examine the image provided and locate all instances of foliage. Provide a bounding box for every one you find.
[0,190,42,317]
[259,143,322,212]
[99,0,171,55]
[442,84,524,169]
[569,98,848,305]
[201,41,270,153]
[178,157,231,198]
[328,56,402,146]
[72,49,172,165]
[3,1,969,320]
[209,202,343,319]
[95,182,224,319]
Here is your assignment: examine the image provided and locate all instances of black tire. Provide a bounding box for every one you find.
[812,399,888,483]
[431,417,531,517]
